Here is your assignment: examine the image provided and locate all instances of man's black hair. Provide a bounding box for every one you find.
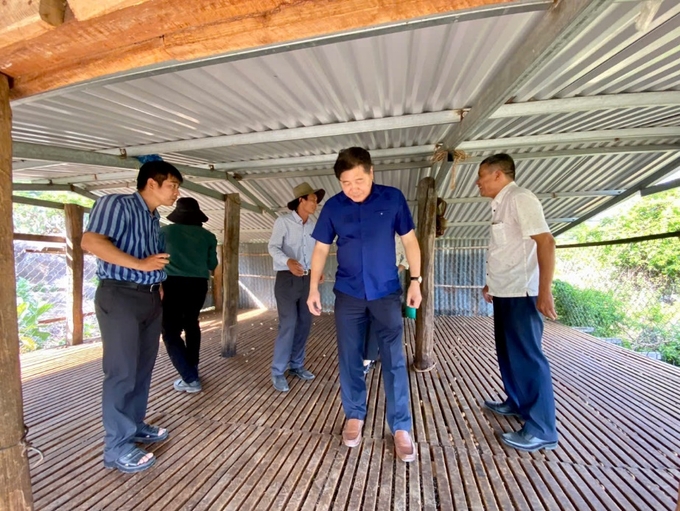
[334,147,372,179]
[480,153,515,180]
[136,161,183,191]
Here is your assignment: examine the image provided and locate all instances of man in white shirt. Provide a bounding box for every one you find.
[268,182,325,392]
[477,153,559,452]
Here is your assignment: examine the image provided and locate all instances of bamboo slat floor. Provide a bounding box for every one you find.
[20,311,680,510]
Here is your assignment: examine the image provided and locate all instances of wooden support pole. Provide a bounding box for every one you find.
[0,75,34,509]
[64,204,84,346]
[213,247,223,312]
[221,194,240,357]
[414,177,437,372]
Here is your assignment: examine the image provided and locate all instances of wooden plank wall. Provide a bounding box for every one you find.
[21,312,680,510]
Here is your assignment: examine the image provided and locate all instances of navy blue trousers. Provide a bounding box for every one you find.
[271,271,312,377]
[334,289,412,433]
[493,296,557,442]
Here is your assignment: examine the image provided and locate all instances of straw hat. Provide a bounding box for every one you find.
[287,182,325,211]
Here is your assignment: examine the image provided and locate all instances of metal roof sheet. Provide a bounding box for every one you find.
[9,0,680,244]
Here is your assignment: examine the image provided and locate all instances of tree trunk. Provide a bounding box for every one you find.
[64,204,84,345]
[0,74,34,510]
[414,176,436,371]
[221,194,240,357]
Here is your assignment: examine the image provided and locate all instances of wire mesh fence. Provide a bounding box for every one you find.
[14,240,100,352]
[554,235,680,365]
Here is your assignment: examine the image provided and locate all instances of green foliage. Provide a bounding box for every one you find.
[556,188,680,364]
[553,280,625,338]
[566,189,680,280]
[16,278,54,353]
[12,191,93,235]
[659,335,680,366]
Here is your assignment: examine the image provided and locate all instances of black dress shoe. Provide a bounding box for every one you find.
[501,429,558,452]
[483,400,520,417]
[288,367,315,380]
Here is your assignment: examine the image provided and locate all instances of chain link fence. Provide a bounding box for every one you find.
[14,240,100,352]
[554,234,680,365]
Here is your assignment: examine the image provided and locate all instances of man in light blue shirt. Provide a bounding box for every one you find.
[268,182,325,392]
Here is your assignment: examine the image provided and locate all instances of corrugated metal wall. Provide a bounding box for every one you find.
[236,239,492,317]
[434,238,491,316]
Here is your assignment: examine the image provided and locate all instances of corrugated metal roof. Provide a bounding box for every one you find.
[9,0,680,243]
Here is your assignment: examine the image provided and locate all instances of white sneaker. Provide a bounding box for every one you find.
[173,378,202,393]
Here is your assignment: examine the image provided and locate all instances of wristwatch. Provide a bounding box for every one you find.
[411,276,422,284]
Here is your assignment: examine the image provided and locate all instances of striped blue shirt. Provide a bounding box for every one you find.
[86,192,166,284]
[268,211,316,272]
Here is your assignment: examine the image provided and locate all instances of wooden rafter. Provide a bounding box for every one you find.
[2,0,519,100]
[0,0,66,50]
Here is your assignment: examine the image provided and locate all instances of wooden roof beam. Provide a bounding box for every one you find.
[4,0,529,100]
[0,0,66,51]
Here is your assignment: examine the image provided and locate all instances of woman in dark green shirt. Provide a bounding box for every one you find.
[161,197,218,393]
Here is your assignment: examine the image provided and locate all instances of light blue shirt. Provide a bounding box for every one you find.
[268,211,316,272]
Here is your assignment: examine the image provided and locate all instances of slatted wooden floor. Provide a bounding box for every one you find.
[20,311,680,510]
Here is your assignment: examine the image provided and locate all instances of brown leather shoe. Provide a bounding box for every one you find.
[394,430,416,462]
[342,419,364,448]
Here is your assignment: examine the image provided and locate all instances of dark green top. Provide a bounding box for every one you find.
[161,224,218,279]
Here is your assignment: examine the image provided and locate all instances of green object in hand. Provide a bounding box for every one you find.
[405,306,416,319]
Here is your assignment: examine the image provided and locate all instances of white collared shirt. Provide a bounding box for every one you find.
[268,211,316,272]
[486,182,550,297]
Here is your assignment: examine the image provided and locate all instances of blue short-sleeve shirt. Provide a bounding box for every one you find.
[312,183,415,300]
[85,192,166,284]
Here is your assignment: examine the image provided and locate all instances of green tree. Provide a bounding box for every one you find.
[566,189,680,280]
[12,191,93,235]
[556,188,679,363]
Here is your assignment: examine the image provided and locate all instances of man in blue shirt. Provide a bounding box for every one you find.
[268,182,325,392]
[82,161,182,473]
[307,147,422,462]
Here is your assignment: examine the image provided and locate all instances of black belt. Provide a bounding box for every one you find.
[279,270,310,277]
[100,279,161,293]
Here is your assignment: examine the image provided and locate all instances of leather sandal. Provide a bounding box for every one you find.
[133,424,168,444]
[104,447,155,473]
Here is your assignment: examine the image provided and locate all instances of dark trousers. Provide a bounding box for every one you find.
[271,271,312,377]
[493,296,558,442]
[95,282,162,463]
[334,289,412,433]
[162,276,208,384]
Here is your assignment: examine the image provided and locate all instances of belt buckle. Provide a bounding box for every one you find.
[149,283,161,293]
[302,270,309,276]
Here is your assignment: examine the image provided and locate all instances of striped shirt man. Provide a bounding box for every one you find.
[86,192,166,285]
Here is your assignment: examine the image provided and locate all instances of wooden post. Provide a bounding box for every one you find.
[64,204,84,345]
[213,247,223,312]
[221,194,240,357]
[0,75,34,509]
[414,176,437,372]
